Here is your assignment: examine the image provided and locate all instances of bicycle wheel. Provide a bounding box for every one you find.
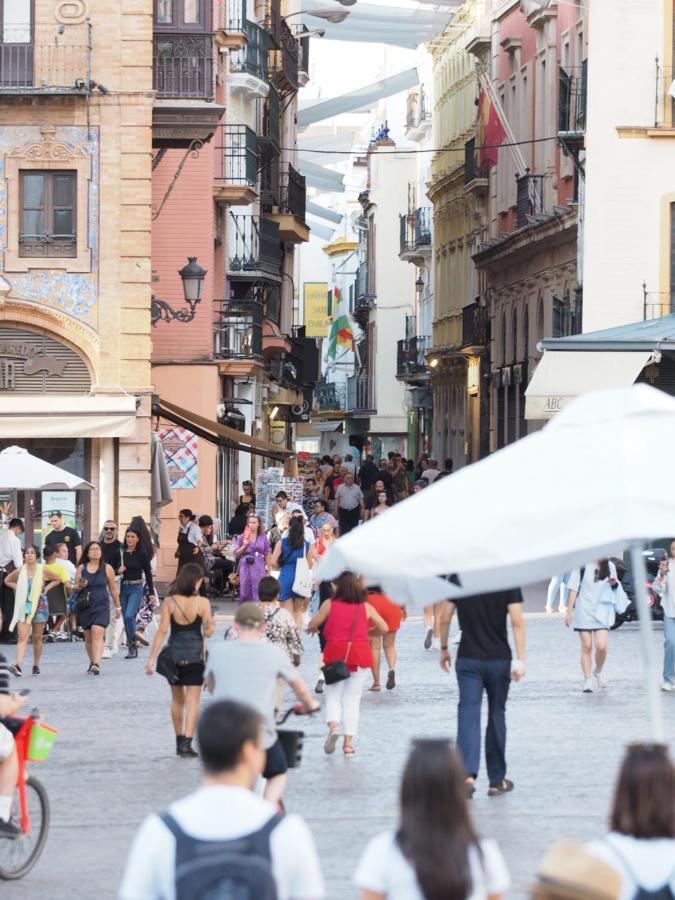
[0,776,50,880]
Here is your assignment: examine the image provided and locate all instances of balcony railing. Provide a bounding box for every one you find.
[230,20,268,81]
[315,381,347,411]
[405,87,431,132]
[280,163,306,219]
[257,84,280,147]
[461,302,489,348]
[346,372,374,413]
[214,297,263,359]
[153,33,213,100]
[464,137,489,183]
[228,214,282,279]
[216,124,257,185]
[270,19,299,92]
[516,171,546,229]
[298,25,310,76]
[558,62,587,135]
[399,207,432,256]
[0,42,91,94]
[217,0,245,32]
[355,261,370,299]
[396,336,430,379]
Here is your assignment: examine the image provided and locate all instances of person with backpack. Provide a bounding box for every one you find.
[119,699,325,900]
[586,743,675,899]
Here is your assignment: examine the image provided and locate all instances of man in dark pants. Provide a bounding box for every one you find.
[440,589,526,797]
[333,472,364,536]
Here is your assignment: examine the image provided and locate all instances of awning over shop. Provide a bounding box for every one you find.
[155,399,292,461]
[525,351,653,420]
[0,395,138,438]
[311,421,343,432]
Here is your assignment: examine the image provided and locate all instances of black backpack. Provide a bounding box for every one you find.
[159,810,284,900]
[603,839,675,900]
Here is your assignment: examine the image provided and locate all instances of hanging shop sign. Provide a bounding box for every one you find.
[303,283,329,338]
[158,426,199,489]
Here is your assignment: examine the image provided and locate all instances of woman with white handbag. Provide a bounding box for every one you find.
[270,514,316,628]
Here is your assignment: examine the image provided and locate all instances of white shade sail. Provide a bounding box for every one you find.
[0,395,138,438]
[306,201,343,224]
[0,445,93,490]
[299,2,453,48]
[298,159,345,193]
[524,351,652,420]
[298,69,419,129]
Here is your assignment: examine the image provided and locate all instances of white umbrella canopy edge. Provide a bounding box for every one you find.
[0,445,94,491]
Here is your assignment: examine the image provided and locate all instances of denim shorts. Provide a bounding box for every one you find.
[31,594,49,625]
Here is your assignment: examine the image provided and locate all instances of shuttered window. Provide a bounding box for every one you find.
[19,171,76,258]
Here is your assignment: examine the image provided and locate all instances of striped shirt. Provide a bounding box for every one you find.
[0,653,9,695]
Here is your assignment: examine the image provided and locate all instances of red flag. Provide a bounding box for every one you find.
[478,89,507,170]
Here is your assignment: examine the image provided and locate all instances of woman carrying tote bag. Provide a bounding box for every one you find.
[270,516,316,629]
[308,572,387,757]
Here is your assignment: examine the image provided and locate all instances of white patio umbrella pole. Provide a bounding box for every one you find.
[629,542,665,742]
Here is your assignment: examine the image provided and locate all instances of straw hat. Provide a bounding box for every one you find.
[534,841,622,900]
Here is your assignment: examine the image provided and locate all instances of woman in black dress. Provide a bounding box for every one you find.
[144,563,214,758]
[74,542,121,675]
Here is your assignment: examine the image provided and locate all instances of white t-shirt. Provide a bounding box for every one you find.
[119,785,325,900]
[587,834,675,900]
[422,468,440,483]
[354,831,509,900]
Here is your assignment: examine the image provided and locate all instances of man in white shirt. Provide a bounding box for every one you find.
[422,458,441,483]
[333,473,364,535]
[654,541,675,691]
[119,699,325,900]
[273,491,303,530]
[0,518,23,642]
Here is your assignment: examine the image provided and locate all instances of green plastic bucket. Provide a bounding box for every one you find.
[27,722,58,762]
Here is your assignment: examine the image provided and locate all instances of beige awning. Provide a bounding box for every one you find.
[0,395,138,438]
[525,351,653,420]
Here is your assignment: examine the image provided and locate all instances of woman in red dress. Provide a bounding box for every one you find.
[366,587,406,692]
[308,572,388,757]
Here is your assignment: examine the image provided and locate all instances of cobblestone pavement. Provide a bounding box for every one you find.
[4,583,674,899]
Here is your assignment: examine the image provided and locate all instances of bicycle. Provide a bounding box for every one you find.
[0,709,57,881]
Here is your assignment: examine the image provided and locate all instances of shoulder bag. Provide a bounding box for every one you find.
[322,606,358,685]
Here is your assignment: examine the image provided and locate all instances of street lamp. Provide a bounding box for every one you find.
[151,256,207,326]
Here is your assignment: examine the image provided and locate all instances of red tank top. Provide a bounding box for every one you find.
[323,599,370,670]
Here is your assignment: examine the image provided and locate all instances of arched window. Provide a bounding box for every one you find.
[512,307,518,363]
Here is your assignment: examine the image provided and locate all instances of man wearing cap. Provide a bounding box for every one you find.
[205,603,319,806]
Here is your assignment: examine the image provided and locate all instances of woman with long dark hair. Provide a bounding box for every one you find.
[74,541,121,675]
[565,559,620,693]
[308,572,387,757]
[145,563,215,758]
[119,528,154,660]
[129,515,158,647]
[587,743,675,895]
[270,515,316,628]
[354,739,509,899]
[175,508,204,575]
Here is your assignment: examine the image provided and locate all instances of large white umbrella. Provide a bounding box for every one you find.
[319,384,675,739]
[0,446,93,491]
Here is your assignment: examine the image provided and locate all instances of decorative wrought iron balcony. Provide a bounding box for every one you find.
[461,302,489,349]
[280,163,306,219]
[399,207,432,260]
[355,261,371,301]
[0,41,91,94]
[270,19,299,92]
[315,381,347,411]
[464,137,490,186]
[346,372,374,413]
[396,335,431,380]
[230,20,268,82]
[558,61,587,136]
[214,297,263,359]
[257,84,280,147]
[153,33,213,100]
[515,171,546,229]
[228,214,282,280]
[216,124,257,186]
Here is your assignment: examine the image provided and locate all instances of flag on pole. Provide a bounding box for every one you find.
[478,89,507,170]
[326,286,354,361]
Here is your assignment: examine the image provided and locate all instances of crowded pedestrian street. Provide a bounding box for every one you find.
[5,587,673,900]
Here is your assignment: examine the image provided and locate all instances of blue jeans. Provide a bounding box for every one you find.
[456,658,511,785]
[664,615,675,685]
[120,582,144,645]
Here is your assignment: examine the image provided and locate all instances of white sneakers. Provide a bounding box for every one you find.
[661,682,675,692]
[593,668,607,690]
[582,678,594,693]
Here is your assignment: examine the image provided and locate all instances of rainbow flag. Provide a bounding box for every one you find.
[327,286,354,360]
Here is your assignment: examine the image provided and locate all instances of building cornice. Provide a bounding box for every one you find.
[473,209,577,270]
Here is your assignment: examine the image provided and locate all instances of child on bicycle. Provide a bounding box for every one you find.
[0,651,27,836]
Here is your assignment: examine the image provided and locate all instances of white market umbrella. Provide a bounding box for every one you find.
[0,446,93,491]
[319,384,675,740]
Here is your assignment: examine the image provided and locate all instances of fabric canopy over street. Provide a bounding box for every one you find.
[299,2,452,49]
[297,159,345,193]
[298,69,419,130]
[155,399,292,461]
[0,395,137,438]
[524,351,653,420]
[311,421,343,432]
[307,219,335,241]
[305,201,343,225]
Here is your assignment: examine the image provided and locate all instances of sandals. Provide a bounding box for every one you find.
[488,779,514,796]
[343,746,356,757]
[368,683,381,692]
[324,732,339,755]
[386,670,396,690]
